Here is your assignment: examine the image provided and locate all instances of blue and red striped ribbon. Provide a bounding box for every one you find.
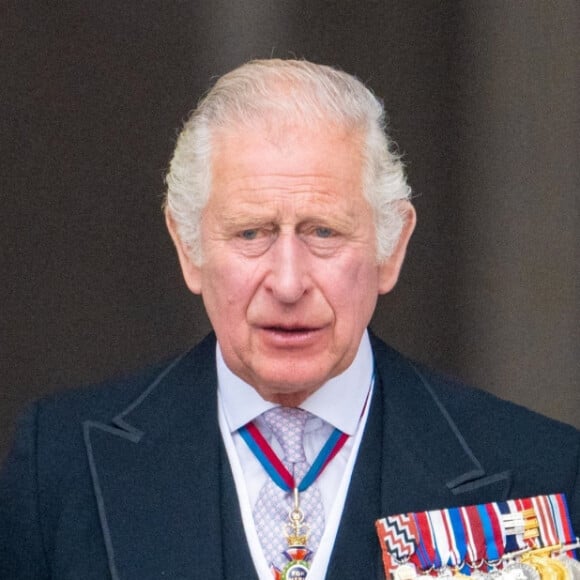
[239,416,349,492]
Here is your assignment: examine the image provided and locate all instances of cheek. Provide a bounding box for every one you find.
[320,258,379,314]
[201,258,261,310]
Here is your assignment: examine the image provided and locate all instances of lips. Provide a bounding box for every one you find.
[263,325,316,333]
[257,324,326,347]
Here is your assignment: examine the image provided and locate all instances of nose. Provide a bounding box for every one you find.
[264,232,311,304]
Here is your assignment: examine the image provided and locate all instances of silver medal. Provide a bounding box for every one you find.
[394,563,419,580]
[502,561,541,580]
[470,570,494,580]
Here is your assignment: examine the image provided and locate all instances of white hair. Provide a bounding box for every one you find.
[165,59,411,264]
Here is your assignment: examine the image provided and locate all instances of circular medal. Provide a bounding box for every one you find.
[281,559,310,579]
[394,563,418,580]
[548,558,573,580]
[522,555,569,580]
[487,569,507,580]
[502,561,541,580]
[557,556,580,580]
[470,570,493,580]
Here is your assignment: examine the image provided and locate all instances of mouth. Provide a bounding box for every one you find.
[258,325,325,347]
[264,325,316,333]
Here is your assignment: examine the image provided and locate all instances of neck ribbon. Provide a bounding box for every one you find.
[239,417,348,493]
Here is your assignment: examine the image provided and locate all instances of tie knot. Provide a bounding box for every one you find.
[262,407,309,464]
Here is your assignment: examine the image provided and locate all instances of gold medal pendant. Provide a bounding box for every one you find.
[521,548,571,580]
[527,556,570,580]
[277,489,312,580]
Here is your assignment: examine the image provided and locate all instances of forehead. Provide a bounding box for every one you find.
[208,121,366,209]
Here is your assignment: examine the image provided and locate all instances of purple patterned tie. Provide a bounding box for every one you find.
[252,407,325,569]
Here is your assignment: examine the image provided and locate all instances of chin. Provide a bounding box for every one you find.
[252,366,330,403]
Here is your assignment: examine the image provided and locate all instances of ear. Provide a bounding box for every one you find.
[377,201,417,294]
[165,209,202,295]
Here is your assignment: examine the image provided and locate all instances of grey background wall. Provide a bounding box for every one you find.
[1,1,578,461]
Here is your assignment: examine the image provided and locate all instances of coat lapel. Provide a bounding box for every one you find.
[84,335,232,580]
[220,442,258,578]
[371,336,511,514]
[328,335,511,577]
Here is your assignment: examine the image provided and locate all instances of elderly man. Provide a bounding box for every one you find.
[1,59,578,580]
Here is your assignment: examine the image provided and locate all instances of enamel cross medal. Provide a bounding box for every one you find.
[275,488,314,580]
[239,412,353,579]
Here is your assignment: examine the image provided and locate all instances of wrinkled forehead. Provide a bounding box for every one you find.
[209,119,366,185]
[203,121,370,233]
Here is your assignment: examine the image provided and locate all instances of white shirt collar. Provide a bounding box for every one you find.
[217,330,374,435]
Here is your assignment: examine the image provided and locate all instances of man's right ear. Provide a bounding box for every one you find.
[165,210,202,295]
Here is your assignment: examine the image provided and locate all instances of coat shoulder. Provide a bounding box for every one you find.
[370,332,578,440]
[5,334,218,482]
[370,333,579,480]
[34,333,217,426]
[370,332,579,529]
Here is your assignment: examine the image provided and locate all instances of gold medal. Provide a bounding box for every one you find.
[279,489,312,580]
[285,488,310,548]
[522,554,570,580]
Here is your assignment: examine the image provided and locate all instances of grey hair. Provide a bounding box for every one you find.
[165,59,411,264]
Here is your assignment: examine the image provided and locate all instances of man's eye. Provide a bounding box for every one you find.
[314,227,334,238]
[240,229,259,240]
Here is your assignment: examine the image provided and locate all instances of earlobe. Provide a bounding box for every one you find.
[165,210,203,295]
[377,201,416,294]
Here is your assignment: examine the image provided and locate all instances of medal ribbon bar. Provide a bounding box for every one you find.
[375,493,579,580]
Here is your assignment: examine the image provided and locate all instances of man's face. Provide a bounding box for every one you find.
[169,121,414,405]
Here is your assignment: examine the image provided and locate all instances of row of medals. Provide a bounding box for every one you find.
[394,544,580,580]
[393,515,580,580]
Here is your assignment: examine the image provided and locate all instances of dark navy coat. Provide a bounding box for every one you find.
[1,333,578,579]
